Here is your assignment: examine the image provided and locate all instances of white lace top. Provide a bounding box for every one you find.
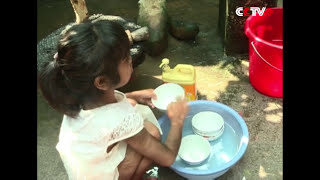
[56,90,144,180]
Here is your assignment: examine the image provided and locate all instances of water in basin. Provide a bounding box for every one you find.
[161,115,240,171]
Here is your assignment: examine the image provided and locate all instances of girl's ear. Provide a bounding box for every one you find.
[94,76,110,91]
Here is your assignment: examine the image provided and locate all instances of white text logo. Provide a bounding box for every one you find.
[236,7,266,16]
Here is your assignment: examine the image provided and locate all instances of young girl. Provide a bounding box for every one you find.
[38,20,189,180]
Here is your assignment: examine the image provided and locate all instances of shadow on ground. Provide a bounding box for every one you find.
[214,79,283,180]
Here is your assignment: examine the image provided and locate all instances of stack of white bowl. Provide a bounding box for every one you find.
[191,111,225,141]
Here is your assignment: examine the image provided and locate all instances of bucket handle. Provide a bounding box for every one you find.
[251,41,283,72]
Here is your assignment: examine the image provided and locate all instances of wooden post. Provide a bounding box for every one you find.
[70,0,89,24]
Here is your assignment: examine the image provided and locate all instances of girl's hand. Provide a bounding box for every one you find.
[127,98,138,107]
[167,98,189,127]
[126,89,157,108]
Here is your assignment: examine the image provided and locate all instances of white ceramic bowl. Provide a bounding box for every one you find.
[178,134,211,165]
[192,111,225,141]
[151,83,185,111]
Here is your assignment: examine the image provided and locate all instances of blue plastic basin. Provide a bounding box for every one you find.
[159,100,249,180]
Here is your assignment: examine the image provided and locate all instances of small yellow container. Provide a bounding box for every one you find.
[159,58,197,101]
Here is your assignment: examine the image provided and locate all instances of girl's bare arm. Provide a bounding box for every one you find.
[125,123,183,166]
[125,100,188,167]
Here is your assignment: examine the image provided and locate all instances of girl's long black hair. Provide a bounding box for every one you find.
[38,20,130,118]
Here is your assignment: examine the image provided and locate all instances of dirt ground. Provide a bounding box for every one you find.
[37,0,283,179]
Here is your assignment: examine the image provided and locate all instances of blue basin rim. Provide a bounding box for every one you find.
[158,100,250,176]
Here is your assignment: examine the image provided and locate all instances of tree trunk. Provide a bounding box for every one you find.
[70,0,89,24]
[137,0,168,56]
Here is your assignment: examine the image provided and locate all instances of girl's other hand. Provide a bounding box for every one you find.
[127,98,138,107]
[126,89,157,108]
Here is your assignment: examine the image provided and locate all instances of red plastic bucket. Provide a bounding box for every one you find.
[244,8,283,98]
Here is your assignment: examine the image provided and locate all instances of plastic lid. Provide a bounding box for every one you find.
[192,111,224,133]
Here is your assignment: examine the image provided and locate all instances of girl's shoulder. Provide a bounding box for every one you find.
[80,97,144,144]
[79,90,131,118]
[60,90,144,143]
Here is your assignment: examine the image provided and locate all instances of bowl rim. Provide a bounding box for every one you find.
[193,124,224,136]
[178,134,211,165]
[151,83,185,111]
[159,100,249,176]
[192,111,224,133]
[193,125,224,141]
